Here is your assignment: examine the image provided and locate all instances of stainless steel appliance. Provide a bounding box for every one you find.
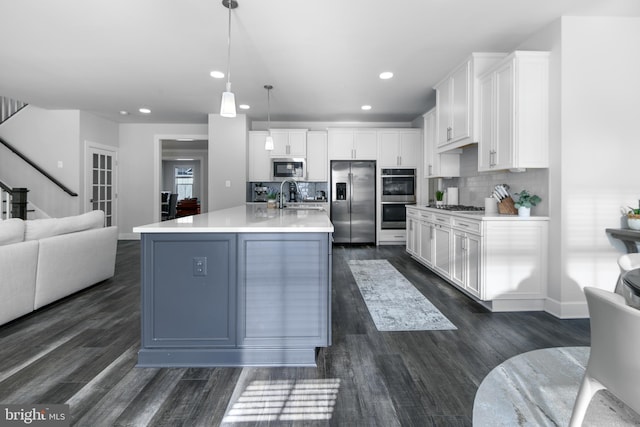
[331,160,376,243]
[271,158,306,181]
[381,168,416,229]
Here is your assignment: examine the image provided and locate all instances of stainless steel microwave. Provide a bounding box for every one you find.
[271,158,306,180]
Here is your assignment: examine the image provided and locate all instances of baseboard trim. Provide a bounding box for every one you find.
[119,233,140,240]
[545,297,589,319]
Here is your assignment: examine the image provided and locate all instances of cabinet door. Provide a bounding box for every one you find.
[406,216,417,255]
[142,234,236,348]
[433,225,451,277]
[419,221,433,266]
[248,131,271,181]
[328,130,355,159]
[478,73,495,171]
[465,233,481,298]
[353,130,377,159]
[306,131,328,181]
[399,131,420,167]
[270,130,290,157]
[452,231,466,287]
[379,131,400,167]
[450,61,471,142]
[287,130,307,157]
[436,82,451,147]
[493,62,513,170]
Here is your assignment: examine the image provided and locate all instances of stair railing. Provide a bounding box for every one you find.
[1,96,28,124]
[0,136,78,197]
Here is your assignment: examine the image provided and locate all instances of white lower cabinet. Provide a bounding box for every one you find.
[406,206,548,311]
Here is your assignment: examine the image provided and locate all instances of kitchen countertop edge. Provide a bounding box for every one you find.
[407,205,549,221]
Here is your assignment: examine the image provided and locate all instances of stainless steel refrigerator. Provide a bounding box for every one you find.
[330,160,376,244]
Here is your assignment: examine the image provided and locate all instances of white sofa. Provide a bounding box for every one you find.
[0,210,117,325]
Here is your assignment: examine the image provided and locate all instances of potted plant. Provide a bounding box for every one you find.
[513,190,541,217]
[266,190,278,209]
[627,207,640,230]
[435,190,445,207]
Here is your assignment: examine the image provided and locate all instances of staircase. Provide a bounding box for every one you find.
[1,96,28,124]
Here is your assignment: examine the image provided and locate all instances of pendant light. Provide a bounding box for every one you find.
[220,0,238,118]
[264,85,274,150]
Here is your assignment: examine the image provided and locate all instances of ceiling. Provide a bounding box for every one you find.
[1,0,639,125]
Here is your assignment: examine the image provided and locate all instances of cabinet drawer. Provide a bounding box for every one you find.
[433,214,451,226]
[419,212,433,221]
[452,217,481,234]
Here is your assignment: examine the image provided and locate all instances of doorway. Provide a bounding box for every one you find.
[85,141,118,226]
[160,139,208,218]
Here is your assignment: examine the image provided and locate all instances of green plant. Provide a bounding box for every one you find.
[513,190,541,209]
[266,190,278,200]
[435,190,444,202]
[627,207,640,218]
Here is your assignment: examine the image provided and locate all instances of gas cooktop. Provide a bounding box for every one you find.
[430,205,485,212]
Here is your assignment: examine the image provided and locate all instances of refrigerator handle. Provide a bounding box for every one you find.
[347,172,352,214]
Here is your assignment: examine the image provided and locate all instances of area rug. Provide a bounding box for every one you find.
[473,346,640,426]
[348,259,456,331]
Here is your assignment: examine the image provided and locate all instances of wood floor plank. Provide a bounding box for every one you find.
[0,241,594,426]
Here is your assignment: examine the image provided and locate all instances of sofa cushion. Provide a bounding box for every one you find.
[0,218,25,246]
[25,210,105,241]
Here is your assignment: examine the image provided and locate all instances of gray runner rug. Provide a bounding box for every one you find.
[348,259,456,331]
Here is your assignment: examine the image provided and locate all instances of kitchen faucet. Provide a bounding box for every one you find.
[279,179,300,209]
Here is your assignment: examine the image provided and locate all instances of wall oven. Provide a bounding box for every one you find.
[381,168,416,229]
[271,158,306,181]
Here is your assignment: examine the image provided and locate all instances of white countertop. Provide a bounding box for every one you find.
[133,204,334,234]
[407,205,549,221]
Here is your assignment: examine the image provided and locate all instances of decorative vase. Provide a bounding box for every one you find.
[628,216,640,230]
[436,200,444,207]
[518,206,531,217]
[267,199,277,209]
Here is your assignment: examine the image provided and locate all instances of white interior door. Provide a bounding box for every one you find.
[86,142,117,227]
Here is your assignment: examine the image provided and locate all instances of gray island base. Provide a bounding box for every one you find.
[133,205,334,367]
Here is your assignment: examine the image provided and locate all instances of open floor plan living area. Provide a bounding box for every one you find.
[2,1,640,426]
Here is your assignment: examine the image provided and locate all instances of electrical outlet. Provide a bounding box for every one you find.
[193,257,207,276]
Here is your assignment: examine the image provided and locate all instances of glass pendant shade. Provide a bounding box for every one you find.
[265,135,274,150]
[220,83,236,118]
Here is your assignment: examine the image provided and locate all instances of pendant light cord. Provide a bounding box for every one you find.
[226,1,232,88]
[267,87,271,127]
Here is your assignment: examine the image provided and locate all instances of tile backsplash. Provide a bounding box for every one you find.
[439,145,549,215]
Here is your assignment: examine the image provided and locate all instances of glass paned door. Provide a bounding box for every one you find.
[86,143,117,227]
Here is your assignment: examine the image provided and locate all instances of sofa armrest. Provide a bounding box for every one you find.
[0,241,39,325]
[34,226,118,309]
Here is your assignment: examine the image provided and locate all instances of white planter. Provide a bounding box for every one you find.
[628,217,640,230]
[518,206,531,217]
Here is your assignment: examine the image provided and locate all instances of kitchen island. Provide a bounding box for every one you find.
[133,204,334,367]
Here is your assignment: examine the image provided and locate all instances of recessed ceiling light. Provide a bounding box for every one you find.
[379,71,394,80]
[239,104,250,110]
[361,105,372,111]
[210,70,225,79]
[139,108,151,114]
[119,110,129,115]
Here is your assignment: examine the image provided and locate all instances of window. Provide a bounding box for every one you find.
[175,166,193,200]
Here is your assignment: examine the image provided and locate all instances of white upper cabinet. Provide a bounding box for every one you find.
[378,129,421,168]
[478,51,549,171]
[248,131,271,181]
[423,108,460,178]
[328,129,377,160]
[434,53,506,152]
[269,129,307,157]
[306,131,328,181]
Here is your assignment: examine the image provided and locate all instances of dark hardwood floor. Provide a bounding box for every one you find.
[0,241,590,426]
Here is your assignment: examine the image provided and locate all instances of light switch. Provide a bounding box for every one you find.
[193,257,207,276]
[225,180,231,188]
[57,161,63,168]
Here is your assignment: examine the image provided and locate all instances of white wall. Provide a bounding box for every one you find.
[0,107,117,218]
[208,114,248,211]
[518,16,640,317]
[118,123,208,239]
